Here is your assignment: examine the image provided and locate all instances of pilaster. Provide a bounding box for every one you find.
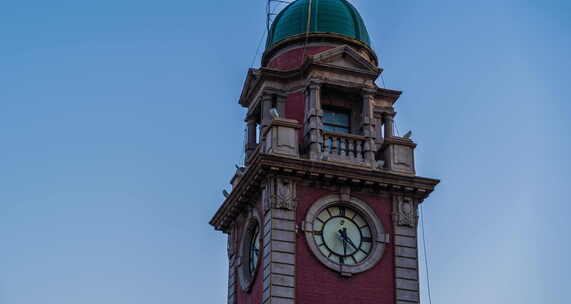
[382,112,396,168]
[304,82,323,160]
[261,94,275,135]
[361,90,377,168]
[262,176,297,304]
[393,195,420,304]
[276,94,287,120]
[246,116,258,161]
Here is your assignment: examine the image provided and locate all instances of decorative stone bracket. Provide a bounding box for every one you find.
[262,176,297,214]
[393,195,418,227]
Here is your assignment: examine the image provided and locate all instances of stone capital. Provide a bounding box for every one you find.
[394,196,417,227]
[361,88,377,97]
[263,176,297,213]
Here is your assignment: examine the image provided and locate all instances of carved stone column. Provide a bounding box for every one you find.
[392,195,420,304]
[261,93,275,135]
[245,116,258,161]
[304,82,323,160]
[383,112,395,138]
[262,176,297,304]
[276,94,287,119]
[361,90,377,168]
[382,112,395,168]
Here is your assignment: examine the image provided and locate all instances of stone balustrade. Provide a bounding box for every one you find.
[322,131,368,165]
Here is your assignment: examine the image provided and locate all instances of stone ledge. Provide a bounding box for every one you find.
[270,285,295,299]
[395,226,417,237]
[395,257,418,269]
[271,252,295,265]
[396,289,420,302]
[396,268,419,280]
[396,278,419,291]
[394,235,418,248]
[269,262,295,276]
[270,240,295,253]
[395,247,418,258]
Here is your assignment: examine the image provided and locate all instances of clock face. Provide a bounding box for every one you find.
[248,224,261,275]
[238,214,262,292]
[312,205,373,265]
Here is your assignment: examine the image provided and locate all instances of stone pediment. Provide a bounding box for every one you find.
[238,46,383,108]
[311,45,380,75]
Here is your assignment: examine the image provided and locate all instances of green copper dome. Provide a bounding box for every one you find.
[266,0,371,49]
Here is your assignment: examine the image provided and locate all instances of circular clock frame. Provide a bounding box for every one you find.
[304,195,385,275]
[238,210,262,292]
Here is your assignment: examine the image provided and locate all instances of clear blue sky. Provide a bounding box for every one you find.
[1,0,569,303]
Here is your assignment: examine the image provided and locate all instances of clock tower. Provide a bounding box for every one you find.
[210,1,439,304]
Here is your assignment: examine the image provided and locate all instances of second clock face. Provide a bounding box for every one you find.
[248,224,261,275]
[312,205,373,265]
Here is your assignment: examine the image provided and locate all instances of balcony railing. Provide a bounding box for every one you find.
[322,131,367,164]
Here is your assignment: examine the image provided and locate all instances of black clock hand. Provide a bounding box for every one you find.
[343,231,347,258]
[339,229,359,251]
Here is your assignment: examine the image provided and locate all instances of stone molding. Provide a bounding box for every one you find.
[210,153,439,233]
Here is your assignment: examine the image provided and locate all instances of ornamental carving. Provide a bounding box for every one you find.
[263,176,297,213]
[395,196,417,227]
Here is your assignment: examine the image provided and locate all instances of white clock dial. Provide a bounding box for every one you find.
[312,206,373,265]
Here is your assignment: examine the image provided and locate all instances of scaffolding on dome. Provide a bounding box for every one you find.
[266,0,295,32]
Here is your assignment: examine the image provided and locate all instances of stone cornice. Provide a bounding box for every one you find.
[239,46,392,108]
[210,152,440,232]
[383,136,417,148]
[376,88,403,104]
[239,65,390,108]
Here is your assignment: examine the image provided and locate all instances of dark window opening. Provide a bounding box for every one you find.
[323,108,351,134]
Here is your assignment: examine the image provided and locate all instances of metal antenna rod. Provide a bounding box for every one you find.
[266,0,294,32]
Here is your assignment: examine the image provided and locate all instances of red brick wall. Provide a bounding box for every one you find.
[274,45,339,145]
[285,92,305,145]
[295,185,395,304]
[267,46,335,70]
